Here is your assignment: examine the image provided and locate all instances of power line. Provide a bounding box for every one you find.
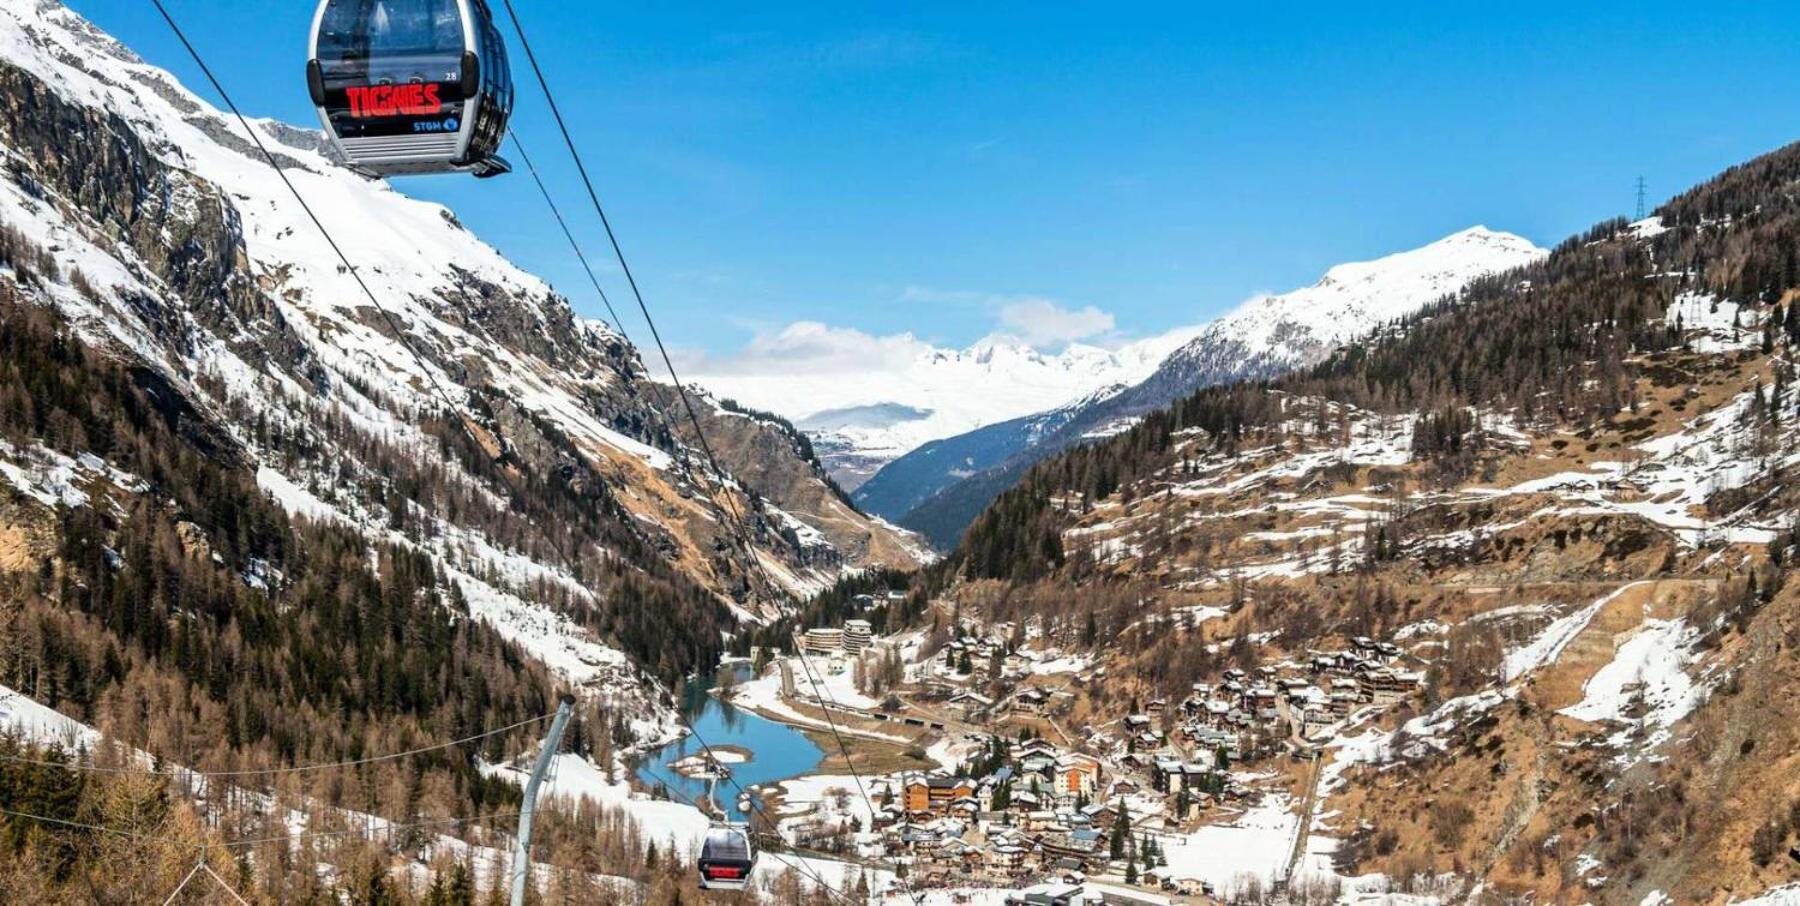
[1,805,528,867]
[217,810,522,851]
[0,805,171,844]
[0,712,551,778]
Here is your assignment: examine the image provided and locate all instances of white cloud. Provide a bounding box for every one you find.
[684,292,1123,418]
[994,297,1115,347]
[685,321,932,378]
[895,287,1118,349]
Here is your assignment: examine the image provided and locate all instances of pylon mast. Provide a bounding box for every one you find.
[512,695,576,906]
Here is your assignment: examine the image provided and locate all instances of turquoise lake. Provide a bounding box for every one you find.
[634,664,826,822]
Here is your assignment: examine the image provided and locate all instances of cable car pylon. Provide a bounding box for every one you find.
[510,694,575,906]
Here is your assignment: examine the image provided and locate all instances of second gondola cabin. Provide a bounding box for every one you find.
[306,0,513,178]
[697,824,758,892]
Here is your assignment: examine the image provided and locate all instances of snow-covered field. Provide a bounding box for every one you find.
[1160,795,1302,894]
[1559,617,1704,757]
[1502,583,1649,681]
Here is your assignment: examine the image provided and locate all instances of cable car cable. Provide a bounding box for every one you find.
[508,128,862,900]
[151,0,494,462]
[505,130,631,352]
[499,22,899,899]
[495,0,780,598]
[0,804,525,852]
[146,3,864,900]
[0,712,553,778]
[495,4,926,900]
[505,129,713,496]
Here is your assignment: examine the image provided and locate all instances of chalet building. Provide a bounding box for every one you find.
[988,843,1030,873]
[1153,758,1184,793]
[1037,830,1103,866]
[1051,857,1087,884]
[884,822,937,851]
[1361,667,1423,705]
[1015,688,1051,716]
[1245,684,1279,710]
[947,690,995,721]
[904,775,976,815]
[1056,753,1103,797]
[947,796,982,821]
[935,837,984,870]
[1189,727,1239,755]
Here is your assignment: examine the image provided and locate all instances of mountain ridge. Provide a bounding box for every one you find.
[694,320,1202,489]
[868,225,1547,546]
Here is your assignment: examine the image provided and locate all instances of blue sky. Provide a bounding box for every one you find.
[76,0,1800,365]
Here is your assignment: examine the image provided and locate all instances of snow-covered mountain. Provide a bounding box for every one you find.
[0,0,920,714]
[696,329,1201,489]
[876,227,1549,545]
[1114,226,1548,422]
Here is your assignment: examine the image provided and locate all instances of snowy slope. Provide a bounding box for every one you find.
[1203,227,1544,364]
[0,0,920,724]
[1131,227,1546,413]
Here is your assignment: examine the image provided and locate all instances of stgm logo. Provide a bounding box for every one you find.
[346,83,443,118]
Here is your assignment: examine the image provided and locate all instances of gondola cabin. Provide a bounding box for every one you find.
[306,0,513,177]
[697,824,758,891]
